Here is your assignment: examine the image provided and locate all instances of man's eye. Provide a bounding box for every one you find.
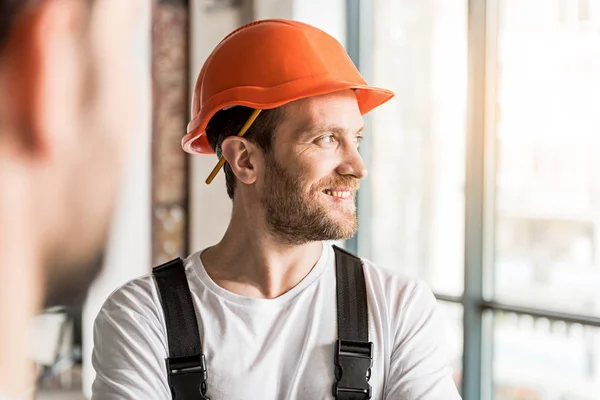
[352,135,364,148]
[319,135,336,145]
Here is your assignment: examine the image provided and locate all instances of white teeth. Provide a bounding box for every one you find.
[325,190,351,198]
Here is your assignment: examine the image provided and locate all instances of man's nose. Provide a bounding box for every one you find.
[336,142,368,180]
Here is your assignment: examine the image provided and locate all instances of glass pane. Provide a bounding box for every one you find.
[367,0,467,296]
[494,313,600,399]
[492,0,600,316]
[438,301,464,391]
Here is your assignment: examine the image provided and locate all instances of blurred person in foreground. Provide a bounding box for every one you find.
[92,19,461,399]
[0,0,151,398]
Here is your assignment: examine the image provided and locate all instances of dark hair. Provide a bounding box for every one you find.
[206,106,284,199]
[0,0,22,49]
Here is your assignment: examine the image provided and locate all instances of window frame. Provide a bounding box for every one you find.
[347,0,600,398]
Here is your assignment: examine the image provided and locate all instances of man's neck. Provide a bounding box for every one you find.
[0,154,42,399]
[201,215,323,300]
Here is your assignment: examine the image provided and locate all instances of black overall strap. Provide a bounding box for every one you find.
[152,258,209,400]
[332,245,373,400]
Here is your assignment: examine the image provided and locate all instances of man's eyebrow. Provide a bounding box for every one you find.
[296,124,365,139]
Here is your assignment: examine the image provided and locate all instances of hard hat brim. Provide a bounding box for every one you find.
[182,80,394,155]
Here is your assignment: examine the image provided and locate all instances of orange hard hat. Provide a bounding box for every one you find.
[183,19,394,155]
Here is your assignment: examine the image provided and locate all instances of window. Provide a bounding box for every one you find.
[364,0,468,297]
[350,0,600,398]
[494,315,600,399]
[579,0,591,21]
[493,0,600,318]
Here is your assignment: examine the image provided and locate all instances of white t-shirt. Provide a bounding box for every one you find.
[91,243,461,399]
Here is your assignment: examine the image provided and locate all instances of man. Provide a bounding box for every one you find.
[0,0,151,398]
[92,19,461,399]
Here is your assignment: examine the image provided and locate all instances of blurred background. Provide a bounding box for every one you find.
[32,0,600,399]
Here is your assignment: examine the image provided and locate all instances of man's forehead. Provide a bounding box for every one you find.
[281,92,363,135]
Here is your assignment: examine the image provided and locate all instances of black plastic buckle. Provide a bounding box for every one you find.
[166,354,210,400]
[332,340,373,399]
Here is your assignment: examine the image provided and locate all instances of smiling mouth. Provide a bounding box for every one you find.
[323,189,353,199]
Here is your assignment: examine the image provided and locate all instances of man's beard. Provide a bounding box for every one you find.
[44,250,105,309]
[261,155,359,245]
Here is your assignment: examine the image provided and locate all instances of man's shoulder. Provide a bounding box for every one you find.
[103,273,156,308]
[356,256,439,338]
[358,255,435,311]
[95,271,160,326]
[331,245,417,289]
[96,253,200,323]
[358,255,419,289]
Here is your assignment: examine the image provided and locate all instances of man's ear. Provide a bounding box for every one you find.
[221,137,262,185]
[4,0,87,158]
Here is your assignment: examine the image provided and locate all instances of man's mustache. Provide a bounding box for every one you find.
[317,177,360,191]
